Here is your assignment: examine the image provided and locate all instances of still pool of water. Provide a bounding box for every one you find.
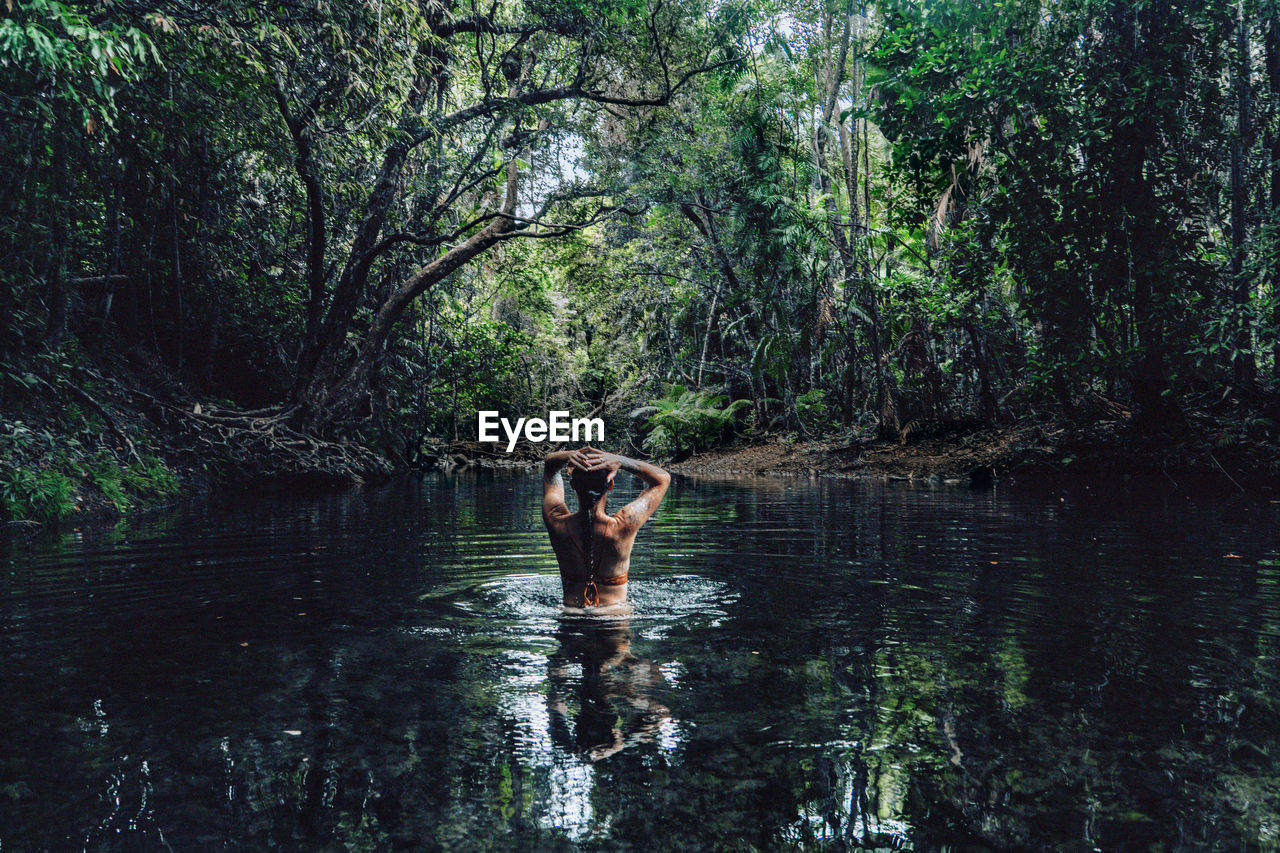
[2,473,1279,852]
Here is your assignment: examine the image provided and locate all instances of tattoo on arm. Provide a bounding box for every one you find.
[621,495,651,526]
[614,455,658,483]
[543,466,567,521]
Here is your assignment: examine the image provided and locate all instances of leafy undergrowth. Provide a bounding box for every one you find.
[1,419,180,523]
[1,357,181,524]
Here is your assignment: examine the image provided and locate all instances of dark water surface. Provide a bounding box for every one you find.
[2,474,1279,852]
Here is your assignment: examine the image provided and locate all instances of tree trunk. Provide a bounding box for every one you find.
[680,200,758,345]
[297,166,520,430]
[967,320,998,422]
[1232,0,1255,383]
[697,275,722,387]
[1118,3,1178,431]
[43,116,70,349]
[860,116,892,438]
[1268,9,1280,379]
[289,48,435,397]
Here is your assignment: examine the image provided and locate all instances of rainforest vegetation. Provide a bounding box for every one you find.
[3,0,1280,519]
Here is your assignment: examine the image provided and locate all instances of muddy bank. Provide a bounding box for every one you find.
[428,416,1280,496]
[668,419,1280,495]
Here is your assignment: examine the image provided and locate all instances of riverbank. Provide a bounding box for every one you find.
[6,353,1277,531]
[424,410,1280,497]
[668,417,1280,495]
[0,357,386,528]
[1,361,182,526]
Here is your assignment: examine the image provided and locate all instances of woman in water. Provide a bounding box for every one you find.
[541,447,670,615]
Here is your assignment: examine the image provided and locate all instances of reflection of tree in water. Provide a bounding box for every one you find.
[7,482,1280,852]
[546,620,672,763]
[856,548,1280,853]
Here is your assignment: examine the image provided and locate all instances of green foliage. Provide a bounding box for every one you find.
[872,0,1241,406]
[0,465,75,522]
[125,455,180,496]
[77,451,178,514]
[794,389,830,435]
[1187,292,1269,376]
[83,452,130,512]
[3,0,1279,476]
[0,450,180,521]
[0,407,179,522]
[410,316,541,440]
[0,0,158,127]
[634,384,751,458]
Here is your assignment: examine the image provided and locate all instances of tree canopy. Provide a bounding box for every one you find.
[3,0,1278,476]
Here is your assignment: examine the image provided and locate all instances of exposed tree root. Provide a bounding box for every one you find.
[27,371,143,464]
[169,406,390,484]
[52,364,388,486]
[104,383,389,486]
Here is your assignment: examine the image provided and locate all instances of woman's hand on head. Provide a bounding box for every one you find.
[582,449,622,476]
[563,449,593,472]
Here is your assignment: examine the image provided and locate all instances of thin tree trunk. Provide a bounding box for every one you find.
[861,116,890,436]
[697,275,722,387]
[293,47,440,407]
[967,321,998,421]
[838,85,861,425]
[1232,0,1255,383]
[680,200,757,345]
[271,75,329,378]
[44,116,70,349]
[1268,9,1280,379]
[171,169,184,370]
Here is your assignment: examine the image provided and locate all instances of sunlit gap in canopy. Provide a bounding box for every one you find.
[518,130,589,226]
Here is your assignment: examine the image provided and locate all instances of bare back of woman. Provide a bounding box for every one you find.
[541,447,671,614]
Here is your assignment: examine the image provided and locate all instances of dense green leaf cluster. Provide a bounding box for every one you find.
[1,0,1276,473]
[632,383,751,457]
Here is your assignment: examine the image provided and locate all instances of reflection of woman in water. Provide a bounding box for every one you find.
[547,620,672,762]
[541,447,670,615]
